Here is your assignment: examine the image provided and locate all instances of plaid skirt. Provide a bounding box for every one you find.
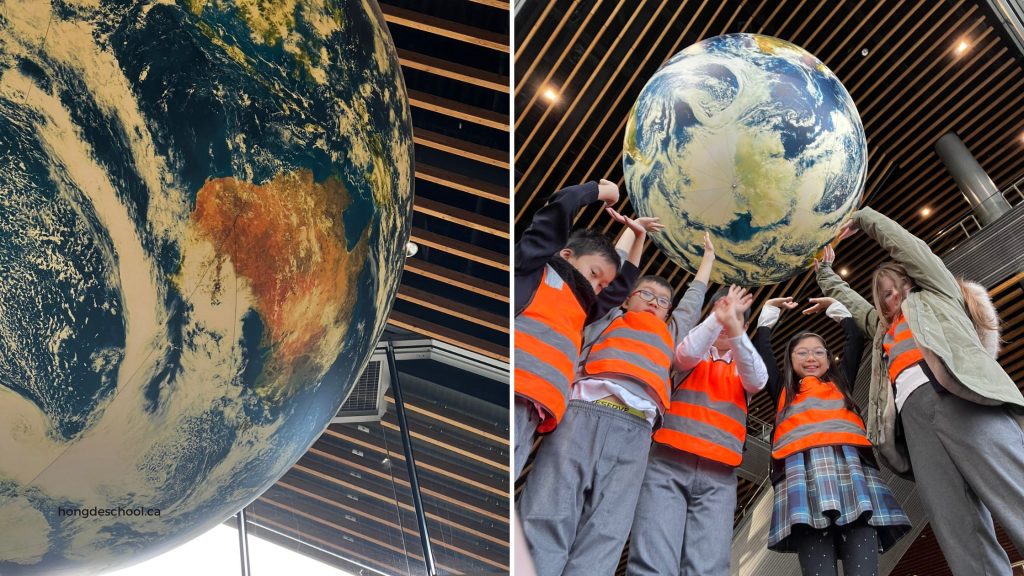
[767,445,911,553]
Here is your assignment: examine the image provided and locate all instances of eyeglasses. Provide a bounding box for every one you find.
[632,289,671,309]
[793,348,828,360]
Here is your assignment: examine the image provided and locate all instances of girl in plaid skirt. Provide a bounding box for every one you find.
[753,290,911,576]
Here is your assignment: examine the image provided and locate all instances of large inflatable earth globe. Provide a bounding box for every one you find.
[623,33,866,285]
[0,0,412,573]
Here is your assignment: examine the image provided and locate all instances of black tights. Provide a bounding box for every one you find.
[791,521,880,576]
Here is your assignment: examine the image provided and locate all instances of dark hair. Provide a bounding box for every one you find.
[633,275,673,295]
[708,286,751,323]
[778,332,859,422]
[564,229,620,269]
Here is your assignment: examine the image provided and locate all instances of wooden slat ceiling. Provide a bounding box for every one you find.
[384,0,511,363]
[515,1,1024,573]
[251,364,510,575]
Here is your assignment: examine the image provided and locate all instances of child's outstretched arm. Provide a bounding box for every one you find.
[839,206,961,300]
[675,298,729,372]
[803,296,864,390]
[720,286,768,394]
[609,210,665,267]
[670,232,715,343]
[515,179,619,274]
[815,244,879,340]
[754,297,797,403]
[590,210,663,321]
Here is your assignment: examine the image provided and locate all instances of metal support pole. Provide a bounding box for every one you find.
[935,132,1011,226]
[236,507,251,576]
[387,340,437,576]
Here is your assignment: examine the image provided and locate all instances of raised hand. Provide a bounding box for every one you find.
[605,206,626,224]
[729,285,753,314]
[722,285,752,335]
[836,217,859,241]
[633,216,665,235]
[813,244,836,272]
[765,296,798,311]
[803,296,837,315]
[702,231,715,256]
[712,293,732,321]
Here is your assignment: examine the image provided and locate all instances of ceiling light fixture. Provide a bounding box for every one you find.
[921,207,931,217]
[956,40,970,55]
[839,268,849,277]
[542,87,559,103]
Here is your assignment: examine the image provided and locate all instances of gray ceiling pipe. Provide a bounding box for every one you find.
[934,132,1012,226]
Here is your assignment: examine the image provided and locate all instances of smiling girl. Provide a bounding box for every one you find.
[818,207,1024,575]
[754,293,910,576]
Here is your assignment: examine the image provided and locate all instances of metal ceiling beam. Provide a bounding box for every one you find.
[388,310,509,361]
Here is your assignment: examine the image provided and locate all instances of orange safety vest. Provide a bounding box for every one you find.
[514,265,587,432]
[771,376,871,460]
[882,313,925,383]
[653,358,748,467]
[582,310,673,409]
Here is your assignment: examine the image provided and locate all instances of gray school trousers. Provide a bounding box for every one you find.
[518,400,653,576]
[626,443,737,576]
[901,381,1024,576]
[514,396,541,481]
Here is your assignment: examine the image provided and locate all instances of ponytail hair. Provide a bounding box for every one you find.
[957,278,1001,358]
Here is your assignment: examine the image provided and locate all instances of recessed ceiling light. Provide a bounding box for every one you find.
[839,268,849,277]
[956,40,970,55]
[921,207,931,217]
[861,48,869,56]
[542,87,559,103]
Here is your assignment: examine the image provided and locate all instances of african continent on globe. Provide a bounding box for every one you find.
[0,0,412,574]
[623,33,867,285]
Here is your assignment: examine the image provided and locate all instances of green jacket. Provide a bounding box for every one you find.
[816,207,1024,478]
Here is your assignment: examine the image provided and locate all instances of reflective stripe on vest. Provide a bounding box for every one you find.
[653,358,748,467]
[514,265,586,432]
[583,311,673,409]
[883,314,924,383]
[771,377,871,460]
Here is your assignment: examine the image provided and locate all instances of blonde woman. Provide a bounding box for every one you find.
[816,207,1024,575]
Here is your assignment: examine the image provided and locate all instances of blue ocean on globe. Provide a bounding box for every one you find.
[623,33,867,285]
[0,1,413,574]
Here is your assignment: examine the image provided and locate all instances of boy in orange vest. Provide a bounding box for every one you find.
[518,228,715,576]
[514,180,639,481]
[626,285,767,576]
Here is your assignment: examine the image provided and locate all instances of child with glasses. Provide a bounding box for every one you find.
[517,228,713,576]
[753,292,910,576]
[626,284,766,576]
